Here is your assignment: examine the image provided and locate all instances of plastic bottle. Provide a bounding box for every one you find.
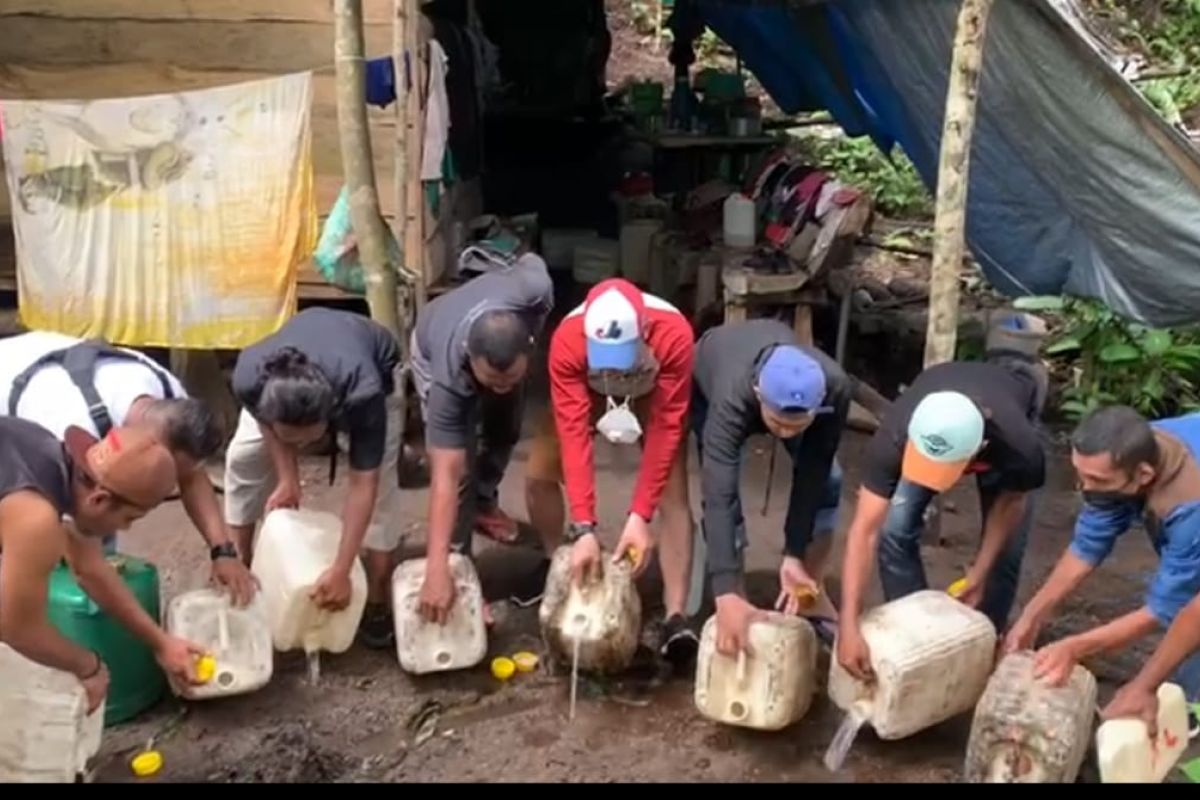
[539,545,641,674]
[0,644,105,782]
[1097,682,1193,783]
[392,554,487,674]
[165,588,274,700]
[964,651,1097,782]
[250,508,368,656]
[694,612,818,730]
[723,192,756,248]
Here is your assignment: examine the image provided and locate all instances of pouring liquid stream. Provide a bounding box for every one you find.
[824,705,868,773]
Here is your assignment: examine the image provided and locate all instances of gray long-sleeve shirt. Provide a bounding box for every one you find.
[693,320,851,596]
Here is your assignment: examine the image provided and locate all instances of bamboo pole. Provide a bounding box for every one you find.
[923,0,994,367]
[334,0,400,335]
[392,0,407,265]
[404,0,427,308]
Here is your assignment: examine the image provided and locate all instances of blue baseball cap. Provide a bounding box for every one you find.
[757,346,830,414]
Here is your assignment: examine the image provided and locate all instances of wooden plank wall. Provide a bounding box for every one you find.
[0,1,400,293]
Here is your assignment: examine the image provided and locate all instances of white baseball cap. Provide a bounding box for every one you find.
[583,279,645,371]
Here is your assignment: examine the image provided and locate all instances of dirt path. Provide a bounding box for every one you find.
[90,425,1192,783]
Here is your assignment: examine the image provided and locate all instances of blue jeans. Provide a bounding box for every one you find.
[877,475,1036,632]
[691,393,843,566]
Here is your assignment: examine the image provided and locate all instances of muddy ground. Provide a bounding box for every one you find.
[91,413,1192,784]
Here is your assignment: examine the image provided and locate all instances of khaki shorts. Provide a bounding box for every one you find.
[526,396,688,514]
[223,366,405,552]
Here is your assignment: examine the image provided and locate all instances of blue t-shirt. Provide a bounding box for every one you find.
[1070,412,1200,625]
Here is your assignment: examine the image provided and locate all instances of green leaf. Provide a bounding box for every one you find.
[1099,343,1141,363]
[1142,329,1173,356]
[1180,757,1200,783]
[1012,295,1065,311]
[1045,335,1082,355]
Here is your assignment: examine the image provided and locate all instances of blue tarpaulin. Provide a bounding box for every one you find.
[683,0,1200,326]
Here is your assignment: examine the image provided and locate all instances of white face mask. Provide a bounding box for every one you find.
[596,396,642,445]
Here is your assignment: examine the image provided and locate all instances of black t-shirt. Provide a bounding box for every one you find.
[862,361,1046,498]
[0,417,72,517]
[232,308,401,471]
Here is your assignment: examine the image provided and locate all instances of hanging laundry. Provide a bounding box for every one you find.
[422,40,451,182]
[0,72,316,349]
[365,56,398,108]
[431,17,482,180]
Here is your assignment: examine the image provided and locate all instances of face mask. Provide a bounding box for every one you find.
[596,396,642,445]
[1082,489,1139,509]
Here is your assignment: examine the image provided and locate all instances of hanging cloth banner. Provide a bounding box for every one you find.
[0,72,316,348]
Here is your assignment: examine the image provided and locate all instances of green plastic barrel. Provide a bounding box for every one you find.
[46,555,166,726]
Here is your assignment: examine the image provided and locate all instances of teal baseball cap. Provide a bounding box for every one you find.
[902,391,985,491]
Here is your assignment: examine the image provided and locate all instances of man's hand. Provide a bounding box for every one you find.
[419,560,456,624]
[836,622,874,682]
[311,566,353,611]
[80,659,110,715]
[1033,639,1081,687]
[775,556,819,617]
[715,594,763,657]
[1002,612,1043,655]
[613,513,653,577]
[211,556,258,607]
[155,635,208,686]
[571,533,603,587]
[1103,681,1161,737]
[265,479,301,513]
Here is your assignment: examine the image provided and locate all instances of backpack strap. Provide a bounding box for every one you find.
[9,340,177,437]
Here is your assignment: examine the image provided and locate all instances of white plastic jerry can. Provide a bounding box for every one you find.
[539,545,642,674]
[0,644,105,783]
[165,588,274,700]
[392,554,488,674]
[828,590,997,741]
[1097,682,1194,783]
[964,651,1097,783]
[694,612,818,730]
[250,508,368,654]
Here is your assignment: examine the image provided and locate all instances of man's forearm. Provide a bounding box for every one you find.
[261,424,300,486]
[337,469,380,567]
[1128,596,1200,690]
[973,492,1026,580]
[1071,607,1159,660]
[426,449,465,565]
[840,522,877,623]
[178,467,232,547]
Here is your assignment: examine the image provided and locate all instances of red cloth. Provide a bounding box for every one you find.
[548,291,694,524]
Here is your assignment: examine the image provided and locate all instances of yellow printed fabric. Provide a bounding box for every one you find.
[0,72,315,348]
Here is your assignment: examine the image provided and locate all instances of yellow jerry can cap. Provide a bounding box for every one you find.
[490,656,516,681]
[131,750,164,778]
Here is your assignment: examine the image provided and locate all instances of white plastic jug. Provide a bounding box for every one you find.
[0,644,105,783]
[620,219,664,285]
[392,554,487,675]
[828,590,997,741]
[539,545,641,674]
[1097,682,1193,783]
[250,508,368,655]
[964,651,1097,783]
[694,612,818,730]
[723,192,756,249]
[165,588,274,700]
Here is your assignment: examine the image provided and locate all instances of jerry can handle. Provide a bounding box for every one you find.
[735,648,747,687]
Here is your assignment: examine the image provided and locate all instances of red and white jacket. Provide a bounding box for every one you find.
[548,292,695,525]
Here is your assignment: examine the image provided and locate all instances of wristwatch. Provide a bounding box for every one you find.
[565,521,597,543]
[210,542,239,561]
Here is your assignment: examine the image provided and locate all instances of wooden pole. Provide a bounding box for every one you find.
[334,0,400,336]
[404,0,427,308]
[392,0,408,274]
[923,0,994,368]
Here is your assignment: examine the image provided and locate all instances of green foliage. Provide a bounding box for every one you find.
[1035,295,1200,421]
[1093,0,1200,124]
[792,134,933,219]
